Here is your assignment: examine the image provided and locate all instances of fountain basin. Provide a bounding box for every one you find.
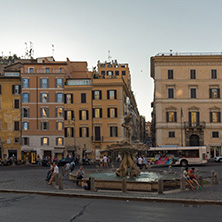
[69,171,181,192]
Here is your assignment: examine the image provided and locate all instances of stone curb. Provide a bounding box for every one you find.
[0,189,222,206]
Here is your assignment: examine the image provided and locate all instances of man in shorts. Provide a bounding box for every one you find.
[188,167,202,190]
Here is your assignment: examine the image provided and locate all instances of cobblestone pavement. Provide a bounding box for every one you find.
[0,163,221,201]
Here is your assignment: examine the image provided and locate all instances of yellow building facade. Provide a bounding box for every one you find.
[0,75,21,160]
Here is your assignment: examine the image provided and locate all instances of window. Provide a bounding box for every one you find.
[79,110,88,120]
[122,71,126,76]
[93,108,102,118]
[41,121,48,130]
[55,78,63,88]
[81,93,86,103]
[45,68,50,73]
[14,121,19,131]
[41,137,49,146]
[23,137,29,146]
[168,88,174,98]
[0,85,1,94]
[40,93,48,103]
[79,127,89,137]
[14,137,19,143]
[211,69,217,79]
[12,85,20,94]
[101,71,105,76]
[22,107,29,117]
[65,94,73,104]
[22,93,30,103]
[189,111,199,123]
[110,126,118,137]
[190,70,196,79]
[56,121,64,130]
[22,78,29,88]
[190,88,196,98]
[59,68,63,73]
[169,131,175,138]
[212,131,219,138]
[115,71,119,75]
[168,70,174,79]
[56,107,63,118]
[29,68,33,73]
[41,107,49,118]
[108,108,117,118]
[65,127,73,137]
[56,137,64,146]
[166,111,177,122]
[210,111,221,123]
[93,90,102,100]
[107,90,117,99]
[14,99,19,109]
[209,88,220,98]
[23,122,29,131]
[107,70,113,76]
[56,93,63,103]
[40,78,48,88]
[65,110,74,121]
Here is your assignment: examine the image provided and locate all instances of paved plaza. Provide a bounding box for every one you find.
[0,162,222,204]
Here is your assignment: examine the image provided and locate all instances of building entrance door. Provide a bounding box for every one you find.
[189,134,199,146]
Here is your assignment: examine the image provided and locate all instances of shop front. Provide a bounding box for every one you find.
[22,150,37,164]
[210,146,222,158]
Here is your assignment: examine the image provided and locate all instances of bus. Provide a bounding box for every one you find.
[147,146,207,166]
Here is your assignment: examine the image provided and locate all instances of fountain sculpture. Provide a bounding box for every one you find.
[105,112,148,177]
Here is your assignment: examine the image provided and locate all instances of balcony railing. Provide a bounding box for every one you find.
[91,136,103,142]
[184,121,206,129]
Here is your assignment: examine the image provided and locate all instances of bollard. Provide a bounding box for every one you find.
[58,175,63,190]
[122,178,127,193]
[147,164,151,172]
[90,177,95,191]
[215,173,219,185]
[181,167,184,175]
[180,177,186,190]
[199,175,204,187]
[55,174,59,185]
[168,165,172,173]
[211,170,215,184]
[158,179,164,194]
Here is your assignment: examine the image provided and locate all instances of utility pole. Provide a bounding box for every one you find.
[181,108,184,147]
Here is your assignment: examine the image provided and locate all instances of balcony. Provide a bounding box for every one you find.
[23,68,65,74]
[184,122,206,129]
[91,136,103,142]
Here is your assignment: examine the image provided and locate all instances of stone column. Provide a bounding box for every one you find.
[122,178,127,193]
[180,177,186,190]
[158,179,163,194]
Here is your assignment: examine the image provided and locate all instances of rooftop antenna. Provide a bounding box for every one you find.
[29,41,34,59]
[108,50,111,62]
[52,44,54,57]
[25,42,28,59]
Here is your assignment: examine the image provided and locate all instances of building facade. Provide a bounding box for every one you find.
[151,52,222,158]
[20,57,66,162]
[0,75,21,160]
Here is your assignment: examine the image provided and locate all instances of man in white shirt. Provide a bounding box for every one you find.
[103,155,108,168]
[48,162,59,185]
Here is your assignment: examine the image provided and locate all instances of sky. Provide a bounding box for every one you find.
[1,0,222,121]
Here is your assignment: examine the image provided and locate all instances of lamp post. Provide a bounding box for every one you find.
[180,108,184,147]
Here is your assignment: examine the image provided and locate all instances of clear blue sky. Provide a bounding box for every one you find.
[1,0,222,121]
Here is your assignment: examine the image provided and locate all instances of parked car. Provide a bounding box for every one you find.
[57,158,74,166]
[215,156,222,162]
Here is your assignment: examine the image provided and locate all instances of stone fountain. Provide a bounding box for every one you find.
[105,113,148,177]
